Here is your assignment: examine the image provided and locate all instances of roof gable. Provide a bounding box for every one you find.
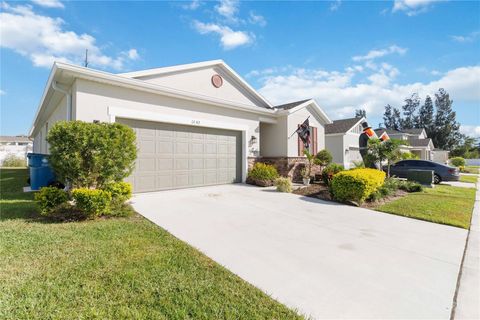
[326,117,364,134]
[119,60,272,109]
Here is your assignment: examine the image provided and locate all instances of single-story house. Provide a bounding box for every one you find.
[374,128,434,160]
[30,60,331,193]
[432,148,449,164]
[325,117,365,169]
[0,135,33,164]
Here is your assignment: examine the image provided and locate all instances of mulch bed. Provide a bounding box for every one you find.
[292,182,408,208]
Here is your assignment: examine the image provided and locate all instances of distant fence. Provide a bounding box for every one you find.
[466,159,480,166]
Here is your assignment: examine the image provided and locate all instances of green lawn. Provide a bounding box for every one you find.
[463,166,480,174]
[460,174,478,184]
[376,185,476,229]
[0,168,302,320]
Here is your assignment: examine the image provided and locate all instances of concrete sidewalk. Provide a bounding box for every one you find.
[131,184,468,319]
[454,182,480,319]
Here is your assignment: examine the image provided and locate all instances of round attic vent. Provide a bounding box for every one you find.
[211,74,223,88]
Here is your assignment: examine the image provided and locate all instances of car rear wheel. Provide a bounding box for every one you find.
[434,174,441,184]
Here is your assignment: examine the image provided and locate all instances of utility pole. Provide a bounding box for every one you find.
[84,49,89,68]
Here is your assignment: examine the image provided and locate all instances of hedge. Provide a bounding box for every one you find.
[331,168,386,205]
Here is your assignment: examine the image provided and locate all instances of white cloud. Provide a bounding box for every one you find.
[254,65,480,122]
[330,0,342,11]
[31,0,64,9]
[193,21,252,49]
[353,45,407,61]
[249,11,266,27]
[182,0,202,10]
[215,0,239,22]
[0,3,139,70]
[126,48,139,60]
[451,31,480,43]
[0,89,5,96]
[460,125,480,138]
[393,0,443,16]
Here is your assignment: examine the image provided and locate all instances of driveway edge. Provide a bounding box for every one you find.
[452,180,480,319]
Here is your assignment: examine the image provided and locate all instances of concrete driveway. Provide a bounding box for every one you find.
[131,184,467,319]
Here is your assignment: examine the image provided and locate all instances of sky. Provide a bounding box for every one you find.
[1,0,479,137]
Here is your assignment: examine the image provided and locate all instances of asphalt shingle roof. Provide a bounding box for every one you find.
[402,128,425,135]
[274,99,311,110]
[325,117,363,134]
[409,138,432,147]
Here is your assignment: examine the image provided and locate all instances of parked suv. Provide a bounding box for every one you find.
[385,160,460,184]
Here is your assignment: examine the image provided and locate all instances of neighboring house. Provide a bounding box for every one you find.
[0,136,33,165]
[30,60,331,193]
[432,148,449,164]
[374,128,435,160]
[325,117,365,169]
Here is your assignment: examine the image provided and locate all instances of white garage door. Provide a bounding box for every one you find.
[118,118,242,193]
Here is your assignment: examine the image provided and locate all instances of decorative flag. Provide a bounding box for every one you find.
[296,118,310,148]
[380,132,390,142]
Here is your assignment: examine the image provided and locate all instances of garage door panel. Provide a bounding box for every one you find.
[190,158,204,170]
[118,118,241,192]
[138,158,156,172]
[175,142,189,154]
[190,142,204,155]
[157,158,174,170]
[139,140,156,154]
[157,141,174,154]
[157,174,174,189]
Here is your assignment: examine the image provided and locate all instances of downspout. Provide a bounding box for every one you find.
[51,81,72,120]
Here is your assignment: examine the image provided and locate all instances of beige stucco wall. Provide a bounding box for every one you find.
[325,134,345,166]
[259,116,288,157]
[133,66,261,108]
[33,95,67,154]
[286,106,326,157]
[343,133,361,168]
[73,79,264,158]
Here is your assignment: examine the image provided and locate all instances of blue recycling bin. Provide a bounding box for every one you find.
[27,153,55,190]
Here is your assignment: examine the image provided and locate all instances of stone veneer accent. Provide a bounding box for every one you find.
[248,157,322,182]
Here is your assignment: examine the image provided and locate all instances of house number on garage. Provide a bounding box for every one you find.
[191,120,201,125]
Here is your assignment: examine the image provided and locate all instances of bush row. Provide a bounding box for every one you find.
[35,182,132,219]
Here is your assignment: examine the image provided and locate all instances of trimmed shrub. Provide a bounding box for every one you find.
[72,188,112,218]
[275,177,292,193]
[47,121,137,189]
[398,180,423,192]
[450,157,466,167]
[314,149,332,167]
[248,162,279,186]
[400,152,419,160]
[34,187,69,216]
[368,177,399,202]
[103,181,132,204]
[1,154,27,167]
[321,163,344,185]
[331,168,386,205]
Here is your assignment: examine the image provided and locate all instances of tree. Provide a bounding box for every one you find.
[450,136,480,158]
[355,109,367,118]
[416,95,434,135]
[400,93,420,129]
[432,88,462,150]
[314,149,333,168]
[383,104,402,130]
[47,121,137,189]
[366,138,405,177]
